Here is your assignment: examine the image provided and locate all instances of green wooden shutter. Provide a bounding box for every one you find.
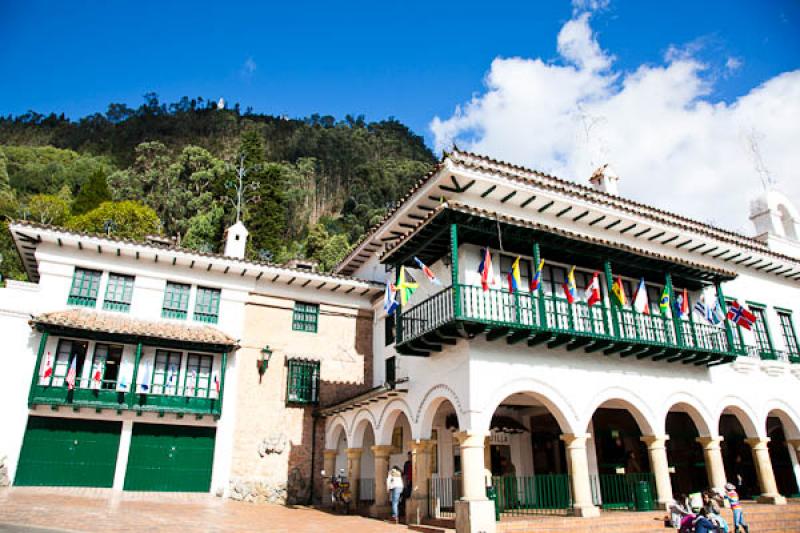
[103,273,134,312]
[162,282,190,319]
[292,302,319,332]
[68,268,102,307]
[193,287,221,323]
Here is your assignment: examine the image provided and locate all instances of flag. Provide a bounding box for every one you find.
[693,296,708,320]
[507,257,522,293]
[585,272,601,307]
[633,278,650,315]
[139,362,151,392]
[414,256,441,286]
[727,301,757,330]
[65,356,77,390]
[42,351,53,380]
[91,360,103,389]
[187,369,196,396]
[530,259,544,293]
[611,276,627,306]
[397,267,418,305]
[383,278,398,316]
[708,300,724,325]
[477,248,495,291]
[214,373,220,394]
[673,288,689,318]
[659,287,670,315]
[562,266,578,304]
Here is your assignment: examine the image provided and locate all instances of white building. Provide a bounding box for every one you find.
[321,149,800,532]
[0,220,380,496]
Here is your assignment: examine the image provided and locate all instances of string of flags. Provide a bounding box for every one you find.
[382,247,761,332]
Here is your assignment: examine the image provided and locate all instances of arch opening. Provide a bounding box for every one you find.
[719,411,758,499]
[767,413,800,497]
[665,410,708,497]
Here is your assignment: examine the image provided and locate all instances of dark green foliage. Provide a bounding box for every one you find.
[0,95,436,279]
[72,169,111,215]
[66,200,161,240]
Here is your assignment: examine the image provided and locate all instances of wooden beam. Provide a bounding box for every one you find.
[588,215,606,226]
[662,235,679,245]
[573,210,590,222]
[555,206,572,218]
[689,243,706,252]
[674,239,693,249]
[648,231,666,241]
[634,228,651,238]
[538,200,555,213]
[701,246,719,256]
[500,191,517,203]
[481,185,497,198]
[605,219,621,230]
[619,223,637,234]
[521,195,537,208]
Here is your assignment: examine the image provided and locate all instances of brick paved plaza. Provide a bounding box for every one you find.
[0,488,400,533]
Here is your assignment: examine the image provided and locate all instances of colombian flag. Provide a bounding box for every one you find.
[530,259,544,292]
[507,257,522,293]
[562,266,578,304]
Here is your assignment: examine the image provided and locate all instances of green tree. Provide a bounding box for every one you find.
[317,234,350,272]
[72,168,111,215]
[67,200,161,240]
[183,205,225,253]
[0,148,9,192]
[27,192,71,225]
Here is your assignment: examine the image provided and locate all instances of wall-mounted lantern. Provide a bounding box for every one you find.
[257,345,273,383]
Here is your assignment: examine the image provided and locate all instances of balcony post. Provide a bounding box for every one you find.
[216,351,228,416]
[126,341,143,408]
[28,330,49,405]
[450,223,461,319]
[603,260,621,338]
[665,273,683,347]
[394,264,403,343]
[687,297,700,347]
[715,283,736,353]
[533,243,546,327]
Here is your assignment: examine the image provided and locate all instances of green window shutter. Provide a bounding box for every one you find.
[193,287,221,324]
[162,282,190,319]
[292,302,319,333]
[68,268,102,307]
[103,273,134,312]
[286,359,320,404]
[777,311,800,362]
[750,306,775,359]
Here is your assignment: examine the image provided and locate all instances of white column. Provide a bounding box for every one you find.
[112,419,134,491]
[746,437,787,505]
[641,435,672,509]
[787,440,800,498]
[696,437,727,490]
[561,433,600,518]
[453,431,496,533]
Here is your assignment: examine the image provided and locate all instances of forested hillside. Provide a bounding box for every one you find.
[0,94,437,280]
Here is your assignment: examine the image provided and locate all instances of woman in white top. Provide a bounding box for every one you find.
[386,466,404,521]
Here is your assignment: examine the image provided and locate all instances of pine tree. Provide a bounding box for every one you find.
[72,169,111,215]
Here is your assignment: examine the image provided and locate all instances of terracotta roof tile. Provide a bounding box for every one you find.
[31,309,238,348]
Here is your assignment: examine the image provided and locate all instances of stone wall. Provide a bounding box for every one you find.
[230,291,373,504]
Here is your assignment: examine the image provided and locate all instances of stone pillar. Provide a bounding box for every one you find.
[346,448,363,505]
[787,440,800,498]
[696,437,727,490]
[641,435,672,509]
[371,445,393,517]
[745,437,787,505]
[405,439,435,524]
[322,450,337,507]
[561,433,600,518]
[454,431,496,533]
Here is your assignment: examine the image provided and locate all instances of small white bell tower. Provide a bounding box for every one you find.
[589,164,620,195]
[223,221,249,259]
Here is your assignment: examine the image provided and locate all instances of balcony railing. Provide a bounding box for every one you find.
[29,380,222,417]
[397,284,741,365]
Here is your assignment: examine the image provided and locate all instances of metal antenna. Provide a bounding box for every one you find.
[745,128,774,191]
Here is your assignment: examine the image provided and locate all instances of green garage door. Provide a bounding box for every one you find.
[15,416,122,487]
[124,423,216,492]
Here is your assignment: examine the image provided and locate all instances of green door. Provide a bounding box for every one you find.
[15,416,121,487]
[124,423,215,492]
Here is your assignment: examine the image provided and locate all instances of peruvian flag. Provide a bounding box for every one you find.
[65,356,77,390]
[585,272,602,307]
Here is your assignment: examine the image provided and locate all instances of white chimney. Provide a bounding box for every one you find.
[223,221,248,259]
[589,164,620,195]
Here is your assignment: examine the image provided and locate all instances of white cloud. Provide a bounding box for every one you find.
[726,56,743,72]
[240,57,257,79]
[430,13,800,234]
[572,0,609,15]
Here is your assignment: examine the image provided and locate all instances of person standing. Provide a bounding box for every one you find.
[724,483,749,533]
[401,451,413,515]
[386,466,404,523]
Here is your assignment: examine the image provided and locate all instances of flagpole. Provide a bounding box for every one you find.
[715,282,736,354]
[665,273,683,348]
[450,224,461,320]
[603,260,621,338]
[532,243,546,328]
[216,351,228,417]
[394,264,403,344]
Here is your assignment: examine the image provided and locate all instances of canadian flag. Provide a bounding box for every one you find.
[585,272,602,307]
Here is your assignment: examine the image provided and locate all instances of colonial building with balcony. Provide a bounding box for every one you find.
[0,219,381,497]
[321,150,800,532]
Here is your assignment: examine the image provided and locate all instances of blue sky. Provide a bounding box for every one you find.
[1,1,797,148]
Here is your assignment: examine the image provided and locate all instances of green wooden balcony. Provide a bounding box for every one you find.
[29,382,222,417]
[396,284,741,366]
